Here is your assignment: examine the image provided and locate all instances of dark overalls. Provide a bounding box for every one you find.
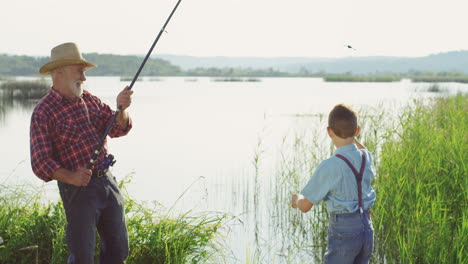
[324,153,374,264]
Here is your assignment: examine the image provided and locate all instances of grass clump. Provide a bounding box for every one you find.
[124,197,226,264]
[0,180,227,264]
[372,94,467,263]
[0,187,67,264]
[427,83,443,93]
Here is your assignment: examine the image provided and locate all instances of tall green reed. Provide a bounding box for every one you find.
[373,94,467,263]
[271,118,330,262]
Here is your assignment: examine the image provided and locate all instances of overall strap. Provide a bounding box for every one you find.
[335,152,366,213]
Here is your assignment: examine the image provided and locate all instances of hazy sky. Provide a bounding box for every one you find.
[2,0,468,58]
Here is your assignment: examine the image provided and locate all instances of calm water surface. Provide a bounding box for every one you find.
[1,77,466,263]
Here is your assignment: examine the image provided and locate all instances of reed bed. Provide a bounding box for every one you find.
[0,180,227,264]
[324,75,400,82]
[0,79,51,121]
[426,83,445,93]
[411,76,468,83]
[0,80,50,99]
[120,76,143,82]
[271,127,330,262]
[212,77,261,82]
[372,93,467,263]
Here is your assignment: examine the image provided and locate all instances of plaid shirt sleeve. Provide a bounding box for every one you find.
[30,110,61,182]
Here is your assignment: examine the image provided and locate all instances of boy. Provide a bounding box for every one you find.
[291,104,376,264]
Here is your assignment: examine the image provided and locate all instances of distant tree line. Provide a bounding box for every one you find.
[84,53,183,76]
[1,53,468,83]
[0,53,298,77]
[0,55,49,76]
[0,53,184,76]
[0,53,319,77]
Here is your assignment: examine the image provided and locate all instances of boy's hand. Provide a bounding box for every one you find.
[292,194,314,212]
[291,194,299,208]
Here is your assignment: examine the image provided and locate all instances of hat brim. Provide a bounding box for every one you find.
[39,59,96,75]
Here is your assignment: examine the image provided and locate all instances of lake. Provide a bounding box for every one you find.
[1,76,466,263]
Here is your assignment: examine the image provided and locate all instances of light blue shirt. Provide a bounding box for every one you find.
[301,144,376,214]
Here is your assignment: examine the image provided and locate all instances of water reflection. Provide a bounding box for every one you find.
[0,96,38,122]
[0,78,50,122]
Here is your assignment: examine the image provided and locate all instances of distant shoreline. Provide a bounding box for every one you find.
[1,50,468,78]
[3,75,468,84]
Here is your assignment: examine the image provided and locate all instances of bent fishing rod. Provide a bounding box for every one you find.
[87,0,182,170]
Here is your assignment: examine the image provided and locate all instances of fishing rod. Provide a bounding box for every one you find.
[87,0,182,170]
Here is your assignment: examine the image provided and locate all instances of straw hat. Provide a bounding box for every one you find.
[39,42,96,75]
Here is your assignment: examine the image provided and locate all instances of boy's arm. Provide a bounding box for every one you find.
[354,138,366,149]
[292,194,314,213]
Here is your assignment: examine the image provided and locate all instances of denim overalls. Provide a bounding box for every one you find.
[324,153,374,264]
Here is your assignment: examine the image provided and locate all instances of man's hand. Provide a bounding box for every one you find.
[52,168,92,186]
[68,168,92,187]
[117,86,133,111]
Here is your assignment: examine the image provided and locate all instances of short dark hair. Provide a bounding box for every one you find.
[328,104,358,138]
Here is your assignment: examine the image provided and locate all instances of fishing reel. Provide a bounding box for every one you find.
[98,154,117,171]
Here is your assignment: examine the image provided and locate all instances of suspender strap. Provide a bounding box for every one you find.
[335,152,366,213]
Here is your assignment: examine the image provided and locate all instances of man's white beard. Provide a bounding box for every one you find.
[71,83,83,97]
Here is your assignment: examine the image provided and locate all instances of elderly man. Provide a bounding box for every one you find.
[30,42,133,263]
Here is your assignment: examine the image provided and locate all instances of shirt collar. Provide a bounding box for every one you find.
[334,144,359,155]
[48,87,64,103]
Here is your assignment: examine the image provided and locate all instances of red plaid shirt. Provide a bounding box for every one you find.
[30,88,132,182]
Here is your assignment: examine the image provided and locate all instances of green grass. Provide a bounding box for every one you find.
[372,94,467,263]
[0,179,227,264]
